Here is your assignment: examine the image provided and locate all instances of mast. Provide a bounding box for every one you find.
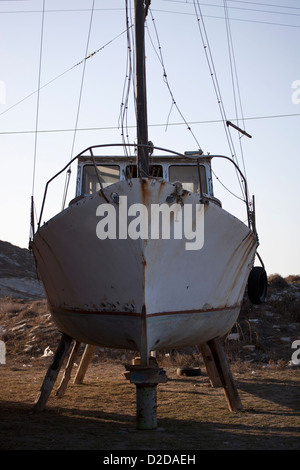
[135,0,149,177]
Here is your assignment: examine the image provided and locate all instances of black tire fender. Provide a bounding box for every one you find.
[248,266,268,304]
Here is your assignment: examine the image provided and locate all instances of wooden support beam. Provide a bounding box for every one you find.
[56,340,81,398]
[199,342,222,388]
[73,344,95,384]
[33,333,73,412]
[207,337,243,412]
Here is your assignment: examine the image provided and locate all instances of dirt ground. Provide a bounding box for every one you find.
[0,271,299,451]
[0,356,299,451]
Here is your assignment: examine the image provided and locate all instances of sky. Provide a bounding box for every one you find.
[0,0,299,277]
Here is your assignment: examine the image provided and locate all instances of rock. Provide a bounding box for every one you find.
[42,346,54,357]
[0,241,37,279]
[280,337,291,343]
[227,333,240,341]
[0,277,45,299]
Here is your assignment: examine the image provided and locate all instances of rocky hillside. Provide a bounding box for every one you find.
[227,274,300,365]
[0,240,45,299]
[0,240,299,367]
[0,240,37,279]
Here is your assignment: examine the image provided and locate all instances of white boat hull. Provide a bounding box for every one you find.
[32,179,257,358]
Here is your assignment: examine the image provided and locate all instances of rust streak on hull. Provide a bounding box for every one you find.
[32,179,257,356]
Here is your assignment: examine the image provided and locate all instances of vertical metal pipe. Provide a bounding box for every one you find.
[136,384,158,429]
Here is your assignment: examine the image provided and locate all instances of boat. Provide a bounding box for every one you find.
[30,0,267,367]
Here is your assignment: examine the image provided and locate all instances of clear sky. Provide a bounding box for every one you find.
[0,0,299,277]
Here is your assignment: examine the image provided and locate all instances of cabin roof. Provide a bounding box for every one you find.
[78,152,213,165]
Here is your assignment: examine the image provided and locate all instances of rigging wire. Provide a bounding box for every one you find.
[228,0,300,11]
[223,0,249,197]
[69,0,96,159]
[192,0,246,200]
[193,1,235,156]
[151,8,300,28]
[162,0,300,17]
[147,7,202,149]
[0,27,130,120]
[1,6,298,122]
[211,170,246,202]
[2,4,300,28]
[3,1,300,14]
[146,5,247,204]
[31,0,45,200]
[61,0,96,210]
[2,111,299,136]
[119,0,135,161]
[30,0,45,244]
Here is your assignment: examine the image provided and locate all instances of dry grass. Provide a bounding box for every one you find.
[0,357,299,450]
[0,273,299,450]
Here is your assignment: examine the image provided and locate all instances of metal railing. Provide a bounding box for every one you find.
[36,143,254,235]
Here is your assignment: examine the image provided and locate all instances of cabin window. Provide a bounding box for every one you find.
[82,165,120,194]
[126,165,163,178]
[169,165,207,194]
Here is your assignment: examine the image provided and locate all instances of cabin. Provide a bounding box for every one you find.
[73,146,221,206]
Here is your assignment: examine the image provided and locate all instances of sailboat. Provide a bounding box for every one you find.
[30,0,267,368]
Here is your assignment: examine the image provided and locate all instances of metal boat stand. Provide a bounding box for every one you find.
[33,333,242,421]
[124,357,167,430]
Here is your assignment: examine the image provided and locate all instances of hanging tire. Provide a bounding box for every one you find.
[248,266,268,304]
